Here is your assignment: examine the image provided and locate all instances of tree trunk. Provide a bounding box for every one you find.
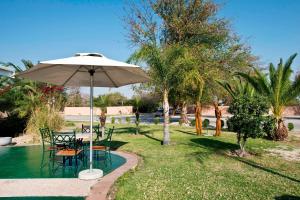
[275,118,288,140]
[214,103,222,136]
[195,101,202,135]
[180,101,189,125]
[163,89,170,145]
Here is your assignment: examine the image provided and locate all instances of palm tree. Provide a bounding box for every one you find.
[237,53,300,140]
[128,44,184,145]
[216,77,255,99]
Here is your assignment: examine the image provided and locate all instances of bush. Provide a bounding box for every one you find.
[226,118,234,131]
[118,117,122,124]
[111,117,115,124]
[228,95,269,154]
[203,119,209,128]
[154,117,160,125]
[221,120,225,128]
[262,116,276,139]
[65,121,75,127]
[126,116,131,124]
[288,123,294,131]
[190,119,196,126]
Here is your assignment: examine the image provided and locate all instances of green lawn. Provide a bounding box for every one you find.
[99,124,300,200]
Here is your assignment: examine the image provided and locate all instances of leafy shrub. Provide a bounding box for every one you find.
[203,119,210,128]
[154,117,160,125]
[65,121,75,127]
[190,119,196,126]
[118,117,122,124]
[228,95,269,154]
[226,118,234,131]
[126,116,131,124]
[221,120,225,128]
[262,116,276,139]
[111,117,115,124]
[288,123,294,131]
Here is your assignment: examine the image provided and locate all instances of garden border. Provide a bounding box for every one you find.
[87,151,139,200]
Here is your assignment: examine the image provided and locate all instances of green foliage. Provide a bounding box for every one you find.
[227,118,233,131]
[0,60,66,141]
[228,95,269,152]
[65,121,75,127]
[216,77,255,100]
[94,92,127,107]
[237,54,300,119]
[111,117,115,124]
[262,116,276,139]
[126,116,131,124]
[190,119,196,126]
[128,94,160,113]
[154,117,160,125]
[203,119,210,128]
[288,123,294,131]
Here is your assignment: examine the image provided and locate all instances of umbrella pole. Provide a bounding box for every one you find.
[89,69,95,171]
[78,68,103,180]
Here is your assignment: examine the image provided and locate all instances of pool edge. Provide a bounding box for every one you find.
[86,151,139,200]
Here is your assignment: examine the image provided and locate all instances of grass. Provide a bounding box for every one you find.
[97,124,300,200]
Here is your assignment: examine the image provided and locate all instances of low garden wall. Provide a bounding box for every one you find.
[63,106,133,116]
[188,105,300,117]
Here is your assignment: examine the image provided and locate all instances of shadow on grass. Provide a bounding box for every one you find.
[110,141,128,150]
[139,128,163,143]
[274,195,300,200]
[176,130,196,136]
[114,126,163,144]
[186,138,239,164]
[233,157,300,184]
[190,138,239,151]
[190,138,300,183]
[114,127,137,134]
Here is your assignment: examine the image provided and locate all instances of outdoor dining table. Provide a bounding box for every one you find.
[53,131,89,166]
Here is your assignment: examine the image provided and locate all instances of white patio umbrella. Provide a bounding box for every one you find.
[17,53,149,180]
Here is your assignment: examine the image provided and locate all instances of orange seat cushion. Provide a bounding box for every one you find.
[48,146,57,150]
[56,149,82,156]
[92,146,106,150]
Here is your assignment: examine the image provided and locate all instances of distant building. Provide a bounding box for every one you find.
[0,66,14,77]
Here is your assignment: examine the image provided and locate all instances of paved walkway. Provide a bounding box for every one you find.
[0,151,139,199]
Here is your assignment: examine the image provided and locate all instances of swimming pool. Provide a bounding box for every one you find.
[0,145,126,179]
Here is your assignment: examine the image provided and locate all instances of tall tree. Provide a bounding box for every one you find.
[238,53,300,140]
[128,44,185,145]
[125,0,255,139]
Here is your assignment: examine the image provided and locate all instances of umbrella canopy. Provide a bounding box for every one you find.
[17,53,149,180]
[18,53,149,87]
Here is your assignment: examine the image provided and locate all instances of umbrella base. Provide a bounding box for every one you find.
[78,169,103,180]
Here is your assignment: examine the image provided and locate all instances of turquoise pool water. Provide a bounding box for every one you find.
[0,145,126,178]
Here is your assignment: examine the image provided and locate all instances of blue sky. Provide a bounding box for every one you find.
[0,0,299,97]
